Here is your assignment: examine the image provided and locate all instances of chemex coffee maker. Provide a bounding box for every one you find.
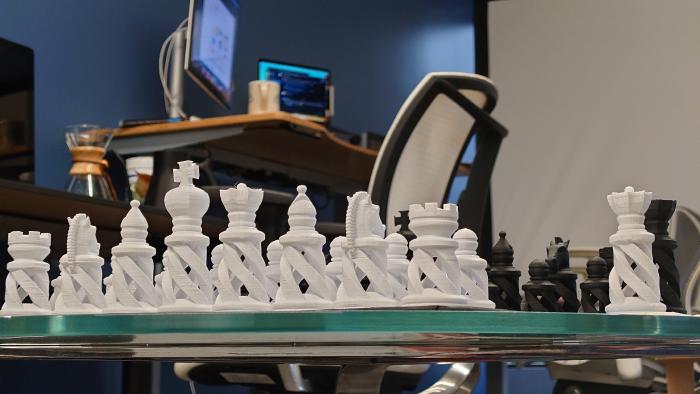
[65,124,116,200]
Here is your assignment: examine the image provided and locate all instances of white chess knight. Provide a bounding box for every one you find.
[401,203,469,308]
[214,183,273,310]
[1,231,52,315]
[453,229,495,309]
[53,214,106,314]
[326,236,345,287]
[386,233,410,299]
[273,185,337,310]
[336,192,396,308]
[158,160,213,311]
[265,240,281,299]
[605,186,666,314]
[104,201,159,312]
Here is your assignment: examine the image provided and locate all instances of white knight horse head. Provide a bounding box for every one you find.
[66,214,99,263]
[345,192,385,251]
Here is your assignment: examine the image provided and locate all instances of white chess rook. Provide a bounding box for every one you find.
[402,203,469,308]
[274,185,337,310]
[214,183,273,310]
[605,186,666,314]
[158,160,213,312]
[386,233,410,299]
[53,214,106,314]
[1,231,52,315]
[454,228,495,309]
[336,191,396,308]
[105,200,159,312]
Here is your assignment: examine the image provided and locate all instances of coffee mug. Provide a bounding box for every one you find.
[248,80,280,114]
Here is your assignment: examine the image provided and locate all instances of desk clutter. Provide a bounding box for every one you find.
[0,161,686,316]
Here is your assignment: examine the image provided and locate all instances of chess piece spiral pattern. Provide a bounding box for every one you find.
[522,260,560,312]
[454,229,495,309]
[274,185,336,309]
[53,214,106,314]
[1,231,52,315]
[644,199,685,313]
[402,203,468,308]
[546,237,580,312]
[386,233,410,299]
[159,161,212,311]
[214,184,272,310]
[106,201,159,312]
[580,257,610,313]
[326,236,345,287]
[488,231,522,310]
[336,191,395,307]
[605,186,666,314]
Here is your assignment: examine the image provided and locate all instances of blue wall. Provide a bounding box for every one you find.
[1,0,474,190]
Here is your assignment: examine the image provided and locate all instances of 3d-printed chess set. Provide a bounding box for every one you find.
[0,161,687,316]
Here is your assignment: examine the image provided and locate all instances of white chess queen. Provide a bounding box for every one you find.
[336,191,396,308]
[1,231,52,315]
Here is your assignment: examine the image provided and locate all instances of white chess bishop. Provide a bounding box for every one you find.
[401,203,469,308]
[336,191,396,308]
[605,186,666,314]
[158,160,213,312]
[385,233,410,299]
[454,228,495,309]
[326,236,345,287]
[105,201,159,313]
[214,183,273,310]
[273,185,337,310]
[53,214,106,314]
[1,231,52,315]
[265,240,281,300]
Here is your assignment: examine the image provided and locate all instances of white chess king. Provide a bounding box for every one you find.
[454,228,495,309]
[401,203,469,308]
[336,191,396,308]
[214,183,273,310]
[605,186,666,314]
[1,231,52,315]
[273,185,337,310]
[105,200,159,312]
[158,160,213,311]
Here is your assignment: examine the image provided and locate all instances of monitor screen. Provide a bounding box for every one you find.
[185,0,239,108]
[258,60,331,122]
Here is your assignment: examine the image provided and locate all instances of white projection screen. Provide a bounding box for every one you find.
[489,0,700,278]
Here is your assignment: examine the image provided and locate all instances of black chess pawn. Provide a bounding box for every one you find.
[522,260,560,312]
[645,199,685,313]
[546,237,580,312]
[598,247,614,275]
[580,257,610,313]
[488,231,522,310]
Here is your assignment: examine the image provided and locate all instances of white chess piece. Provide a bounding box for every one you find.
[454,228,495,309]
[158,160,213,312]
[210,244,223,298]
[105,200,159,313]
[386,233,409,299]
[265,240,281,300]
[605,186,666,314]
[326,236,345,287]
[401,203,469,308]
[1,231,52,315]
[214,183,272,310]
[336,191,396,308]
[273,185,336,310]
[53,214,106,314]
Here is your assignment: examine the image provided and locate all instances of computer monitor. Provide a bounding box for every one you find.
[185,0,239,109]
[258,59,332,123]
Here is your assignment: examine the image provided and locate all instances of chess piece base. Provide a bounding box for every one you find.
[466,298,496,309]
[0,305,53,316]
[605,298,666,314]
[53,307,102,315]
[401,289,470,308]
[272,297,335,311]
[213,298,272,311]
[335,293,398,309]
[158,300,212,312]
[103,305,157,314]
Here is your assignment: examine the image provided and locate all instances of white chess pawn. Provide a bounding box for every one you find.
[386,233,409,299]
[326,236,345,287]
[454,228,495,309]
[214,183,272,310]
[605,186,666,314]
[265,240,281,300]
[336,191,396,308]
[1,231,52,315]
[273,185,336,310]
[211,244,223,298]
[105,201,159,313]
[158,160,213,312]
[401,203,469,308]
[53,214,106,314]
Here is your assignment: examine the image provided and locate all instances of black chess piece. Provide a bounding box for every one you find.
[645,199,685,313]
[488,231,522,310]
[522,260,560,312]
[546,237,580,312]
[394,210,415,260]
[598,246,614,275]
[580,257,610,313]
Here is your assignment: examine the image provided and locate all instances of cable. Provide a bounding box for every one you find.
[158,18,189,119]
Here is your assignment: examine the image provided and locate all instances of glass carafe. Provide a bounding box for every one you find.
[65,124,116,199]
